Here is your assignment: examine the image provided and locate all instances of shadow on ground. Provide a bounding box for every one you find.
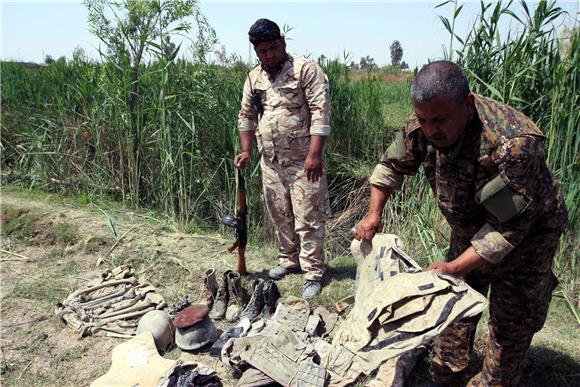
[404,345,580,387]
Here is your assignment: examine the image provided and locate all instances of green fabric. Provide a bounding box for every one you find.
[476,175,529,223]
[386,130,406,160]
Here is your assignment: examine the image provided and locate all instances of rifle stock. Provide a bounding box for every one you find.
[235,174,247,275]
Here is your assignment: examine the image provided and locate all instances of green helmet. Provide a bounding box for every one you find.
[175,316,219,351]
[136,310,175,352]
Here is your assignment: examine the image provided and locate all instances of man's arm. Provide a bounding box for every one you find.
[354,122,427,241]
[429,135,555,276]
[354,185,394,240]
[428,246,484,276]
[234,130,255,169]
[304,135,325,182]
[302,62,331,182]
[235,76,258,170]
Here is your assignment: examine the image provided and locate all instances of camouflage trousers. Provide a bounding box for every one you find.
[431,228,562,387]
[260,156,329,281]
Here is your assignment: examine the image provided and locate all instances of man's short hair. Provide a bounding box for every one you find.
[411,61,470,103]
[248,19,282,46]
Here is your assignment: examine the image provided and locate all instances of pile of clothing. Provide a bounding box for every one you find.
[216,234,488,386]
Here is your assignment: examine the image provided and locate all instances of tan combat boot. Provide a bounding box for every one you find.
[225,271,247,322]
[200,268,218,309]
[209,270,230,320]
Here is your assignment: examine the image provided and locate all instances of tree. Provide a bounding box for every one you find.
[44,54,55,65]
[72,46,87,62]
[390,40,403,68]
[360,55,377,70]
[85,0,203,204]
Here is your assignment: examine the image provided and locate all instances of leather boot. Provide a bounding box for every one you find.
[225,271,247,322]
[200,268,218,309]
[260,279,281,319]
[240,278,265,321]
[209,270,230,320]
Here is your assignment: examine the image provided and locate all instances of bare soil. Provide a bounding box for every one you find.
[1,189,578,387]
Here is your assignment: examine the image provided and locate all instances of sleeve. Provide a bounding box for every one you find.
[470,135,545,263]
[369,119,427,190]
[301,62,331,136]
[237,76,258,132]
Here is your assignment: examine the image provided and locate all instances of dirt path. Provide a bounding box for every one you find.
[0,190,260,386]
[1,189,578,386]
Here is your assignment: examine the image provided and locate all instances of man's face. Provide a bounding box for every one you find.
[254,38,287,69]
[413,93,475,149]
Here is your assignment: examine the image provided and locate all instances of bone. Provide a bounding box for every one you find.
[79,286,128,305]
[79,285,127,303]
[67,277,138,300]
[81,289,137,310]
[93,294,142,315]
[97,299,153,319]
[81,306,155,336]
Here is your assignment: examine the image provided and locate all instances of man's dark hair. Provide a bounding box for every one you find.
[411,61,470,103]
[248,19,282,46]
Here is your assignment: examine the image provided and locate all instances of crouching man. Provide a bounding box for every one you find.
[354,61,567,386]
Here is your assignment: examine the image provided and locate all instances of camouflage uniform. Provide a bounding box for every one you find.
[238,54,331,280]
[369,95,568,386]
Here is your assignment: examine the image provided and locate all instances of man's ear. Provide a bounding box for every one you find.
[465,93,475,116]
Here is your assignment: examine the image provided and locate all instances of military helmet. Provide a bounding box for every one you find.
[174,304,219,351]
[136,310,175,352]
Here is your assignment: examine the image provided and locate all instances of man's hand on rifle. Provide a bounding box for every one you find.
[234,151,251,169]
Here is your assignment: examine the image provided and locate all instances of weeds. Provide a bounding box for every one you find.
[0,1,577,301]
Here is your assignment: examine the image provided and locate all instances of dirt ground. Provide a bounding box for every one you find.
[1,188,579,386]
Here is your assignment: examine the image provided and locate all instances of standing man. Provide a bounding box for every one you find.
[354,61,567,386]
[234,19,331,299]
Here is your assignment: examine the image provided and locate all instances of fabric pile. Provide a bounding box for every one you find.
[218,234,487,386]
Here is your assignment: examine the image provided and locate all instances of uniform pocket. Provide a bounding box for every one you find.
[277,80,303,108]
[475,174,530,223]
[288,131,311,161]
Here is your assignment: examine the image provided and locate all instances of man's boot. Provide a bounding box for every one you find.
[268,265,301,280]
[240,278,265,321]
[200,268,218,309]
[302,280,322,300]
[209,270,230,320]
[225,271,247,322]
[260,280,281,319]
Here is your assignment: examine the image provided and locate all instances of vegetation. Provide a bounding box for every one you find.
[1,0,578,288]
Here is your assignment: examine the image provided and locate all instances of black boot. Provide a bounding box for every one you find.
[240,278,265,321]
[260,279,281,319]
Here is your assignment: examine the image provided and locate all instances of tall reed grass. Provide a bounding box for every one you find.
[1,0,577,275]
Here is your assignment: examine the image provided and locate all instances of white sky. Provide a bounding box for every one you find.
[2,0,578,67]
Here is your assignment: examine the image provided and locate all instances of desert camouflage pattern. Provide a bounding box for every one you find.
[369,94,568,385]
[322,234,487,387]
[238,54,331,166]
[261,156,329,280]
[238,55,331,279]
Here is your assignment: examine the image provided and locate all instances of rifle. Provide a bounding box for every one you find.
[220,171,248,275]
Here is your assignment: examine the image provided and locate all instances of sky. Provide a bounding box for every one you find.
[1,0,578,67]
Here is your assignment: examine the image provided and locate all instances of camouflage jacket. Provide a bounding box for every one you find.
[370,95,567,264]
[237,54,331,165]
